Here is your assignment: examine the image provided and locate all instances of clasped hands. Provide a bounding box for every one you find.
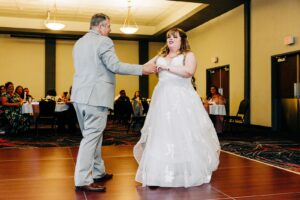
[142,63,169,75]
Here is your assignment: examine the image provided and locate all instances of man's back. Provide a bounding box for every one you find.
[71,29,143,108]
[71,30,116,108]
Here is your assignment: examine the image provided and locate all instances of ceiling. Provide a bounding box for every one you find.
[0,0,245,40]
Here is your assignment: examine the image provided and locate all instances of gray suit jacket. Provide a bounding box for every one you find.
[71,30,143,109]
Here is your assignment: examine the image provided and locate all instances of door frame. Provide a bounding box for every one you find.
[206,65,230,114]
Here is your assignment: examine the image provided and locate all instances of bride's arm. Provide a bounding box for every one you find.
[158,52,197,78]
[144,55,159,65]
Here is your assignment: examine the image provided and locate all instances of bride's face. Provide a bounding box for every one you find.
[167,31,181,51]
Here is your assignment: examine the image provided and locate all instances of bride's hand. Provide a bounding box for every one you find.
[157,65,168,72]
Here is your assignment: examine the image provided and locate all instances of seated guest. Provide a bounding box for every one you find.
[0,85,5,96]
[1,82,31,134]
[132,91,143,117]
[207,85,226,105]
[206,85,226,134]
[59,91,69,103]
[15,85,24,99]
[23,87,33,102]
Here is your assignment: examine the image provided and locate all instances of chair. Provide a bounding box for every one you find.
[35,100,57,135]
[127,115,146,133]
[0,111,9,134]
[113,99,133,125]
[224,99,249,132]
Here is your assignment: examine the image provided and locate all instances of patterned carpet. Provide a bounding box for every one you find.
[0,120,141,148]
[221,139,300,173]
[0,122,299,174]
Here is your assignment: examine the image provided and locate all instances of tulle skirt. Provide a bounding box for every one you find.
[134,79,220,187]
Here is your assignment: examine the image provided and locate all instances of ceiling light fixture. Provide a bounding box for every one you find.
[44,3,65,31]
[120,0,138,34]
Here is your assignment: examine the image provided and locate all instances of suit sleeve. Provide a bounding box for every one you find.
[98,37,143,75]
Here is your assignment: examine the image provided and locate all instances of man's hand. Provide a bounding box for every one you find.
[142,63,157,75]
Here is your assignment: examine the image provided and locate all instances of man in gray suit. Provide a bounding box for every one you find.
[72,13,156,192]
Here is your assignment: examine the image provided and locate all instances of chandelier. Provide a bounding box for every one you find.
[44,3,65,31]
[120,0,138,34]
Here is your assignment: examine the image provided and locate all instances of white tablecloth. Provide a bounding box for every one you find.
[209,104,226,115]
[21,102,69,114]
[55,103,69,112]
[21,103,33,114]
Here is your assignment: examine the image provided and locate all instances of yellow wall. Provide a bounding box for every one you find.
[251,0,300,126]
[56,40,75,97]
[148,42,164,97]
[114,40,139,99]
[188,5,244,116]
[0,36,45,99]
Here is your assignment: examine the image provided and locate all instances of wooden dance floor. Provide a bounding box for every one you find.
[0,145,299,200]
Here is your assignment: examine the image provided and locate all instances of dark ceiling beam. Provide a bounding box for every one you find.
[0,27,82,40]
[0,27,164,41]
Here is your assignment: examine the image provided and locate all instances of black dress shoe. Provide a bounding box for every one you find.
[75,183,106,192]
[94,173,113,182]
[148,186,159,190]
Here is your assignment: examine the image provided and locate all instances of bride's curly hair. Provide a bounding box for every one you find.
[158,28,191,57]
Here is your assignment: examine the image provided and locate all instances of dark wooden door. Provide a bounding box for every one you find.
[277,54,298,98]
[272,52,300,135]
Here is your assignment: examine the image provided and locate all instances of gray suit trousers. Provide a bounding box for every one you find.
[73,103,108,186]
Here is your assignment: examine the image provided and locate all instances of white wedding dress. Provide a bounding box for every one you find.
[133,54,220,188]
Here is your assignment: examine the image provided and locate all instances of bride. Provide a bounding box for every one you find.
[134,28,220,188]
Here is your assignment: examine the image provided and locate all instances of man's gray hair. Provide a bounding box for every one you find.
[90,13,110,29]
